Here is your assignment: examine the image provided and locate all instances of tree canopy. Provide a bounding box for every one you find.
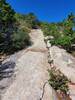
[41,13,75,51]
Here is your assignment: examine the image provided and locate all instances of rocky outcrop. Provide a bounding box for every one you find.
[50,46,75,83]
[49,46,75,99]
[44,35,75,99]
[1,30,58,100]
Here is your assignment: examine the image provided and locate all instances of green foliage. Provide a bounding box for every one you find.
[0,0,31,54]
[51,36,72,50]
[15,13,40,29]
[25,13,40,29]
[41,22,51,36]
[0,0,16,53]
[41,22,61,38]
[48,67,69,94]
[41,13,75,51]
[11,29,30,51]
[0,0,41,54]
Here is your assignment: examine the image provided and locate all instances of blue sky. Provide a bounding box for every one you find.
[6,0,75,22]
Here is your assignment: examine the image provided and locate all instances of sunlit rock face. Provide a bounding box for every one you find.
[49,46,75,100]
[50,46,75,82]
[1,30,58,100]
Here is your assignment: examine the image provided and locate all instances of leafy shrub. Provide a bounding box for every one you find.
[11,29,31,51]
[41,13,75,51]
[48,67,69,94]
[0,0,16,53]
[41,22,51,36]
[15,13,40,29]
[0,1,36,54]
[51,35,72,50]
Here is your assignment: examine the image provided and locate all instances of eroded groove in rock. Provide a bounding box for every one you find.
[40,82,48,100]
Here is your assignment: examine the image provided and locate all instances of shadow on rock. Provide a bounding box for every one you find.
[0,61,15,80]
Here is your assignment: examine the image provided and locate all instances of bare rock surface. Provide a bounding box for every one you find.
[50,46,75,83]
[1,30,57,100]
[50,46,75,99]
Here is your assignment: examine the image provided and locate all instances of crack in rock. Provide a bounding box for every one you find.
[40,82,48,100]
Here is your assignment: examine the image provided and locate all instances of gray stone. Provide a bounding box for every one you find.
[1,30,57,100]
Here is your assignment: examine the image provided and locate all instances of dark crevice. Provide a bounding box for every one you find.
[40,82,48,100]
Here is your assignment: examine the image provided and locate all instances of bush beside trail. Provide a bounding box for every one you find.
[0,0,40,54]
[41,13,75,51]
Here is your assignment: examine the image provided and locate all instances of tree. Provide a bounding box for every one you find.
[23,13,40,29]
[11,29,30,52]
[67,12,75,23]
[41,13,75,51]
[0,0,16,53]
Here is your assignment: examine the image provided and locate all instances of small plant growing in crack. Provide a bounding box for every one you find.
[48,67,69,95]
